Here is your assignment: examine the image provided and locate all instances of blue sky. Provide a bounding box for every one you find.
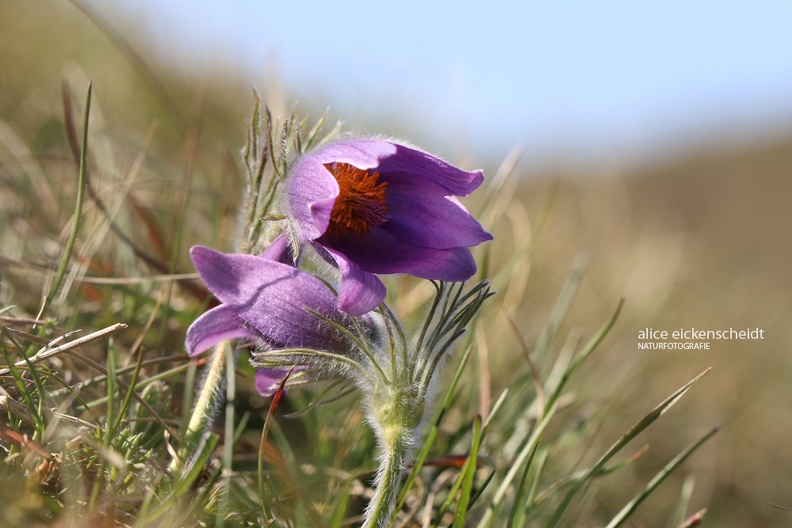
[110,0,792,162]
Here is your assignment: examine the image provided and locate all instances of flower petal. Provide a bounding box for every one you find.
[262,233,294,264]
[319,244,386,316]
[286,156,339,240]
[185,305,253,357]
[380,172,493,249]
[190,246,348,349]
[309,138,397,169]
[377,143,484,196]
[254,368,291,397]
[322,229,478,282]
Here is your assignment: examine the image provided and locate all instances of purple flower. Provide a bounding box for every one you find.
[185,236,356,396]
[286,138,493,315]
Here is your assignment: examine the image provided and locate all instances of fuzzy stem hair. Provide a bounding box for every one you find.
[361,426,410,528]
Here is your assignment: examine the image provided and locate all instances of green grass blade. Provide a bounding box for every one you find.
[37,82,91,321]
[432,415,484,527]
[105,340,117,442]
[146,433,220,522]
[478,301,623,527]
[532,257,586,363]
[671,475,697,526]
[328,479,354,528]
[505,449,535,528]
[475,400,558,528]
[604,427,719,528]
[547,367,712,525]
[453,415,482,527]
[544,299,623,414]
[112,343,146,433]
[0,335,45,431]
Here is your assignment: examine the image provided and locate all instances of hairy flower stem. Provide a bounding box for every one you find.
[362,383,424,527]
[362,432,409,528]
[169,341,228,474]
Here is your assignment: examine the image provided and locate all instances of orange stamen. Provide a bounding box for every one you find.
[325,163,389,237]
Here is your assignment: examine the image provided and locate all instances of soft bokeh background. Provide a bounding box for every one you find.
[115,0,792,162]
[3,0,792,525]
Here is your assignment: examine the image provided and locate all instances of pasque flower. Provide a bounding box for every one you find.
[180,108,495,527]
[286,138,493,315]
[185,236,359,396]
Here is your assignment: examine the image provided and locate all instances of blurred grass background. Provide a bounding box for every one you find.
[2,1,791,526]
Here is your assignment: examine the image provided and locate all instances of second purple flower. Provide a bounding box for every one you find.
[286,138,493,316]
[185,236,360,396]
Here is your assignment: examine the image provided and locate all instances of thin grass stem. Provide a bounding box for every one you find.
[37,82,91,321]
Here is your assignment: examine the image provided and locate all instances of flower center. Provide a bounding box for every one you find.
[325,162,389,237]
